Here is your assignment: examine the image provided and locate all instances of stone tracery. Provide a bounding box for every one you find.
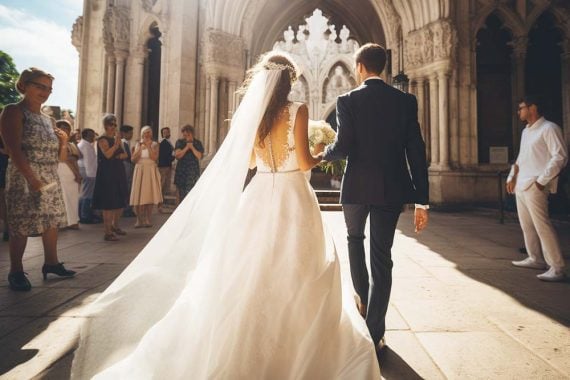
[272,9,359,119]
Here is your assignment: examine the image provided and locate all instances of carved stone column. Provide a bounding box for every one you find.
[511,36,527,156]
[202,29,246,160]
[228,80,237,119]
[409,79,417,97]
[113,51,128,124]
[123,48,146,139]
[438,71,450,168]
[203,75,211,144]
[416,77,428,159]
[105,55,116,113]
[208,75,219,155]
[561,39,570,148]
[429,73,439,167]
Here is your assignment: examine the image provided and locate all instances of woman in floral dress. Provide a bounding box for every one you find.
[0,67,76,292]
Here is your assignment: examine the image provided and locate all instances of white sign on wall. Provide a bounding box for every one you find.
[489,146,509,164]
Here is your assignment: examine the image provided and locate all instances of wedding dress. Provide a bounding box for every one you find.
[71,70,380,379]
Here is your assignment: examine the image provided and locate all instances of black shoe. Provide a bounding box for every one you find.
[8,271,32,291]
[42,263,76,280]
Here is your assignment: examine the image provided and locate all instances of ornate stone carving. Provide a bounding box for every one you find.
[324,65,355,103]
[204,29,245,72]
[103,8,114,50]
[291,77,308,103]
[404,19,457,69]
[141,0,158,12]
[71,16,83,50]
[103,6,130,51]
[272,9,359,118]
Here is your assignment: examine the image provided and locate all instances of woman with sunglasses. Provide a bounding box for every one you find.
[0,67,76,291]
[92,114,129,241]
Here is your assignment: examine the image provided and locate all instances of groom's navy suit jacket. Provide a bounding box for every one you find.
[324,78,429,206]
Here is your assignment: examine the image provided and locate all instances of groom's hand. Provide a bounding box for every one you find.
[414,208,428,233]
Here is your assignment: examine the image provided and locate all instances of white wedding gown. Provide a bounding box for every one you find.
[72,72,380,379]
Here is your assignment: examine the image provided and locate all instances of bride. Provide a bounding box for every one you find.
[71,52,381,379]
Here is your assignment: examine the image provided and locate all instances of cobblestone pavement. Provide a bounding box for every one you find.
[0,210,569,379]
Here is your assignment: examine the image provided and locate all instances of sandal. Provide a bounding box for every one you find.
[104,233,119,241]
[112,227,127,235]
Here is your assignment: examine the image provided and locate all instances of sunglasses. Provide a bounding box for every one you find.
[28,81,53,93]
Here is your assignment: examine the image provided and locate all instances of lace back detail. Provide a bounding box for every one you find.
[255,102,302,172]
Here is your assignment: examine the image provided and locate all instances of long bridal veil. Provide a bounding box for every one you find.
[71,70,282,378]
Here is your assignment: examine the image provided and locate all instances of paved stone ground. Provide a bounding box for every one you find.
[0,210,569,379]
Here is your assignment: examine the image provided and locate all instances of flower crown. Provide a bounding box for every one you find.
[264,61,298,83]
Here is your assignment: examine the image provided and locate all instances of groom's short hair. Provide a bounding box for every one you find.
[355,43,386,75]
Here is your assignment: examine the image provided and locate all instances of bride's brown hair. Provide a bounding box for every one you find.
[239,52,299,148]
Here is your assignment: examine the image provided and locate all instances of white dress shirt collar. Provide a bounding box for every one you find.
[527,116,545,130]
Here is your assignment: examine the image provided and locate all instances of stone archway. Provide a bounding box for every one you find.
[475,13,514,164]
[271,9,360,120]
[143,23,162,138]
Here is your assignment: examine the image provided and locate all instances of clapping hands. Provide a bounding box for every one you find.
[54,127,68,144]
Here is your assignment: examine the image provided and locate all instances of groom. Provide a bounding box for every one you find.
[323,43,429,351]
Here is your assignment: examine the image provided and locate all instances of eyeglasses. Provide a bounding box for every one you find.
[28,81,53,93]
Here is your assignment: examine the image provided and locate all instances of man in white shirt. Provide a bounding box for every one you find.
[77,128,100,224]
[507,95,568,282]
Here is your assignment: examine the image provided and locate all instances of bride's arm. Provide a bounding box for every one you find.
[294,104,324,171]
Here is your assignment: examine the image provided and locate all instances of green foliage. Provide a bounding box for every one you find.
[0,50,21,107]
[319,159,346,178]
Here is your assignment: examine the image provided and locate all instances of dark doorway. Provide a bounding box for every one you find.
[525,11,563,128]
[143,24,162,138]
[476,13,514,164]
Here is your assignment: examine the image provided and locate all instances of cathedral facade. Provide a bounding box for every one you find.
[72,0,570,204]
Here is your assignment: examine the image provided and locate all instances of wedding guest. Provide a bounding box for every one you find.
[77,128,100,224]
[72,128,81,143]
[507,95,568,282]
[56,119,82,230]
[0,120,9,241]
[120,125,136,217]
[174,124,204,202]
[92,114,129,241]
[0,67,75,291]
[131,126,162,227]
[158,127,175,197]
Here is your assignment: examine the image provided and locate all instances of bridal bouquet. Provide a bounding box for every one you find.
[308,120,336,147]
[308,120,346,178]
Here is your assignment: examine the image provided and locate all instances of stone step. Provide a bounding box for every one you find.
[315,190,340,208]
[319,204,343,212]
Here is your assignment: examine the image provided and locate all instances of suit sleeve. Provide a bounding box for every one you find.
[323,95,354,161]
[405,94,429,205]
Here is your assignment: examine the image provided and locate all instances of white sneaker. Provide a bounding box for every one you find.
[512,257,547,270]
[537,267,565,282]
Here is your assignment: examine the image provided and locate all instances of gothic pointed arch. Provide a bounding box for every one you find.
[475,12,514,164]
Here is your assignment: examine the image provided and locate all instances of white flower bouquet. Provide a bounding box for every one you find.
[308,120,336,147]
[308,119,346,178]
